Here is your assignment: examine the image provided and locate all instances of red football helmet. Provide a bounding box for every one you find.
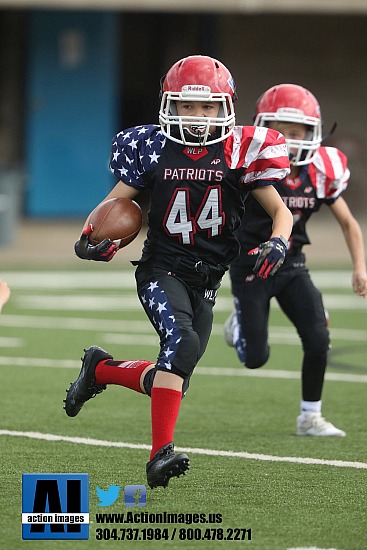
[253,84,322,165]
[159,55,237,146]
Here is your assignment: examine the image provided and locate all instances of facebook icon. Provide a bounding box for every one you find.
[124,485,146,507]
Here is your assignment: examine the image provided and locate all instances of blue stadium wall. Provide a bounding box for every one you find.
[25,11,119,217]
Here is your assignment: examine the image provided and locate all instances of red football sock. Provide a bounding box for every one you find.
[95,359,154,393]
[150,387,182,460]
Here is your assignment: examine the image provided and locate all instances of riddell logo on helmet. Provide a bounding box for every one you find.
[182,85,211,93]
[280,107,304,116]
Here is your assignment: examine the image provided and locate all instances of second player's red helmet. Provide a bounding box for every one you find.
[159,55,237,146]
[254,84,322,165]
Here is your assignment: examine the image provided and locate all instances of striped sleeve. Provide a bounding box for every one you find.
[224,126,290,187]
[309,146,349,201]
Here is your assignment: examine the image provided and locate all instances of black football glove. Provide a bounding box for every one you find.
[249,236,288,279]
[74,224,118,262]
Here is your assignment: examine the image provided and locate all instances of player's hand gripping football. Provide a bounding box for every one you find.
[249,236,288,279]
[74,224,119,262]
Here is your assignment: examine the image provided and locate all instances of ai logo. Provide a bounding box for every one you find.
[22,473,89,540]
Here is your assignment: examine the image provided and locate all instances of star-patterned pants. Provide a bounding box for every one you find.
[135,263,219,384]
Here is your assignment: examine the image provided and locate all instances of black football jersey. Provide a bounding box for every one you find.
[234,146,350,266]
[109,124,290,268]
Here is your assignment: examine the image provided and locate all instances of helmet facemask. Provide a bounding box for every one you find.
[159,86,235,146]
[254,108,322,166]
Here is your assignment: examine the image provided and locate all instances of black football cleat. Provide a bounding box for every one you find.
[146,442,190,489]
[64,346,112,417]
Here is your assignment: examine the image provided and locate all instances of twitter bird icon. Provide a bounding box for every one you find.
[96,485,121,506]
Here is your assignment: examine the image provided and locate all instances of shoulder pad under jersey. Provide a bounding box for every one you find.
[223,125,290,184]
[109,125,166,189]
[309,146,350,200]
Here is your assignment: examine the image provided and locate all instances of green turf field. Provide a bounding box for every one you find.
[1,265,366,549]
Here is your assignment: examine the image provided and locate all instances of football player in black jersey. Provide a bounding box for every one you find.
[64,56,293,488]
[225,84,367,437]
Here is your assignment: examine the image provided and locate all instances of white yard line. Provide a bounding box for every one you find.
[0,314,152,332]
[0,355,366,383]
[0,270,355,289]
[0,337,23,348]
[0,314,366,344]
[0,429,366,470]
[8,292,367,311]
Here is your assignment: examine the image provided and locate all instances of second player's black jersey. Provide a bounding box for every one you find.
[234,146,350,267]
[109,124,290,268]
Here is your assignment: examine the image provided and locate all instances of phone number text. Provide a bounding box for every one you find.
[96,527,252,541]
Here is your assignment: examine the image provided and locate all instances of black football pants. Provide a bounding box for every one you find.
[135,263,219,395]
[229,255,330,401]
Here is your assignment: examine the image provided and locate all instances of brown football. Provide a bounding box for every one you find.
[89,197,143,248]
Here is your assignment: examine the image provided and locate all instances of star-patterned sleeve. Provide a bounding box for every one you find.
[109,124,166,190]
